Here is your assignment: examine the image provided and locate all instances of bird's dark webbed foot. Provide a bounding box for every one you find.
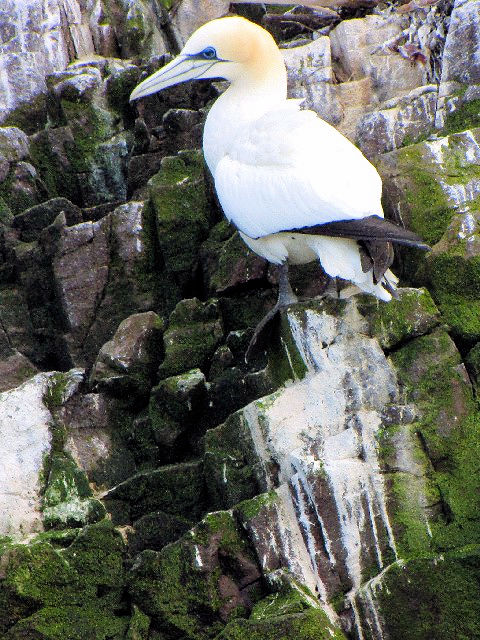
[245,262,298,363]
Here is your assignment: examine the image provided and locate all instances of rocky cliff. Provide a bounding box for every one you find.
[0,1,479,639]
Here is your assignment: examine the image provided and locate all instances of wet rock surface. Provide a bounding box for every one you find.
[1,1,480,640]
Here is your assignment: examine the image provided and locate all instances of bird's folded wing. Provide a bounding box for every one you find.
[289,215,430,249]
[214,104,385,239]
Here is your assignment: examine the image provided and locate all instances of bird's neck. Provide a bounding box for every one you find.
[203,64,287,174]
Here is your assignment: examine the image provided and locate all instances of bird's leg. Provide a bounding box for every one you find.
[246,262,297,362]
[277,261,298,306]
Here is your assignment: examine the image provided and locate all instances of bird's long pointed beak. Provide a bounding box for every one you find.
[130,55,218,101]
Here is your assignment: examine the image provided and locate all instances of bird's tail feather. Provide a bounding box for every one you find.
[291,215,430,250]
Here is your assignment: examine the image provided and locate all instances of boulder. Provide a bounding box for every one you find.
[148,368,208,455]
[90,311,164,398]
[148,151,212,291]
[0,520,127,637]
[103,460,206,524]
[159,297,223,378]
[128,510,263,638]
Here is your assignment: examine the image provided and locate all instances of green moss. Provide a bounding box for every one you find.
[359,288,440,350]
[234,492,278,521]
[395,144,453,246]
[2,93,48,135]
[390,329,480,551]
[217,609,346,640]
[129,510,260,640]
[204,411,265,510]
[149,151,211,288]
[106,64,141,125]
[31,529,80,548]
[249,575,319,622]
[159,298,223,379]
[3,605,129,639]
[104,461,206,522]
[250,592,308,620]
[266,306,309,386]
[60,100,114,172]
[42,453,106,530]
[359,550,480,640]
[191,511,249,556]
[29,130,80,203]
[425,249,480,341]
[126,605,150,640]
[385,469,435,557]
[442,99,480,136]
[43,373,70,411]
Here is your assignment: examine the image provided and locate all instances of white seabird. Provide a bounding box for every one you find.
[130,16,428,353]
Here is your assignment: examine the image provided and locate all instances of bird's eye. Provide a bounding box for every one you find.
[201,46,217,60]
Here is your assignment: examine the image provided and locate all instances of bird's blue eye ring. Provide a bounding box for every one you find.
[202,46,217,60]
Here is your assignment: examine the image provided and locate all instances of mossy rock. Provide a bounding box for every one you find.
[355,549,480,640]
[379,142,453,247]
[128,511,193,555]
[149,151,212,289]
[204,411,268,511]
[358,287,440,350]
[3,605,129,639]
[149,368,208,451]
[390,328,480,550]
[422,213,480,342]
[103,460,206,523]
[61,520,126,607]
[159,298,223,379]
[0,521,126,632]
[200,224,267,295]
[42,453,106,530]
[128,511,263,640]
[442,96,480,136]
[378,129,480,282]
[216,609,346,640]
[126,605,150,640]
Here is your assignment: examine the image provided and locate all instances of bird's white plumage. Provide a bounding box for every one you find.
[212,100,384,239]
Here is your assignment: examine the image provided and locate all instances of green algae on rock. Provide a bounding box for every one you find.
[0,520,126,635]
[148,151,212,290]
[148,367,208,453]
[128,511,263,640]
[389,328,480,552]
[42,454,106,530]
[358,287,440,350]
[103,460,206,524]
[159,298,223,379]
[354,548,480,640]
[216,609,346,640]
[422,211,480,343]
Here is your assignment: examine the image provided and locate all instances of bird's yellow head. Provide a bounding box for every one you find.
[130,16,286,101]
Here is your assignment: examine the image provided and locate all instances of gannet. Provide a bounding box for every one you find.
[130,17,428,353]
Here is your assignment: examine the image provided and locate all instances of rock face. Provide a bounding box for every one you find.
[1,1,480,639]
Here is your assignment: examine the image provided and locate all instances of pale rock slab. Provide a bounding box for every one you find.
[329,14,428,104]
[283,36,343,126]
[0,0,95,124]
[356,85,438,157]
[169,0,230,46]
[0,373,52,539]
[435,0,480,128]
